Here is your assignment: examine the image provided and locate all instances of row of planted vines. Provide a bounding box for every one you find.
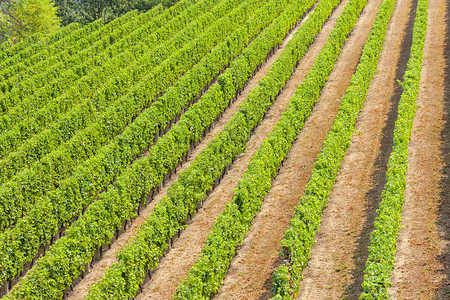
[0,0,446,299]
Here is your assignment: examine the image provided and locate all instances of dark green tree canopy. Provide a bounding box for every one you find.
[54,0,173,25]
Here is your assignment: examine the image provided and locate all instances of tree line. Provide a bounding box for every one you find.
[0,0,176,44]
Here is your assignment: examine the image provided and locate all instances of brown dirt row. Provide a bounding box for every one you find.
[212,0,384,299]
[295,0,415,298]
[437,2,450,298]
[437,0,450,296]
[134,3,329,298]
[389,0,449,298]
[66,4,315,299]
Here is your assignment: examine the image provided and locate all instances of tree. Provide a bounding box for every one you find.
[74,0,159,23]
[53,0,80,25]
[0,0,61,42]
[54,0,166,26]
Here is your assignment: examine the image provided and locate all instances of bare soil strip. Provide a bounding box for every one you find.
[294,0,414,298]
[133,5,330,298]
[208,0,384,298]
[437,4,450,299]
[389,0,449,298]
[67,6,314,299]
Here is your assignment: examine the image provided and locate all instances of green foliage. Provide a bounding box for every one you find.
[174,0,369,297]
[1,0,271,295]
[92,0,340,297]
[270,0,397,298]
[0,21,79,66]
[0,0,209,282]
[0,0,214,228]
[0,0,61,42]
[54,0,167,26]
[359,0,427,298]
[0,0,192,142]
[52,0,80,25]
[0,18,104,97]
[0,26,37,52]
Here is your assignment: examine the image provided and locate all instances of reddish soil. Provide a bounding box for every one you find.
[67,6,311,299]
[437,2,450,297]
[390,0,449,298]
[437,2,450,298]
[296,0,415,298]
[213,0,385,298]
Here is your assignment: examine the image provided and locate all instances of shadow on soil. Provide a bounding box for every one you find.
[436,3,450,299]
[342,0,418,298]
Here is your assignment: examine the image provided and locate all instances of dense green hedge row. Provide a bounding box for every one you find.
[0,19,104,87]
[0,0,216,164]
[0,34,41,57]
[0,0,253,234]
[0,10,139,87]
[269,0,396,298]
[0,0,266,288]
[0,3,166,124]
[360,0,427,298]
[0,40,12,54]
[0,0,217,177]
[0,23,81,72]
[88,0,330,297]
[0,34,39,61]
[0,0,250,230]
[0,1,218,173]
[2,0,290,297]
[0,19,108,87]
[0,6,165,113]
[0,18,120,106]
[173,0,358,297]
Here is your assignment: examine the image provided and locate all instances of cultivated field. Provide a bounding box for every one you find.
[0,0,447,298]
